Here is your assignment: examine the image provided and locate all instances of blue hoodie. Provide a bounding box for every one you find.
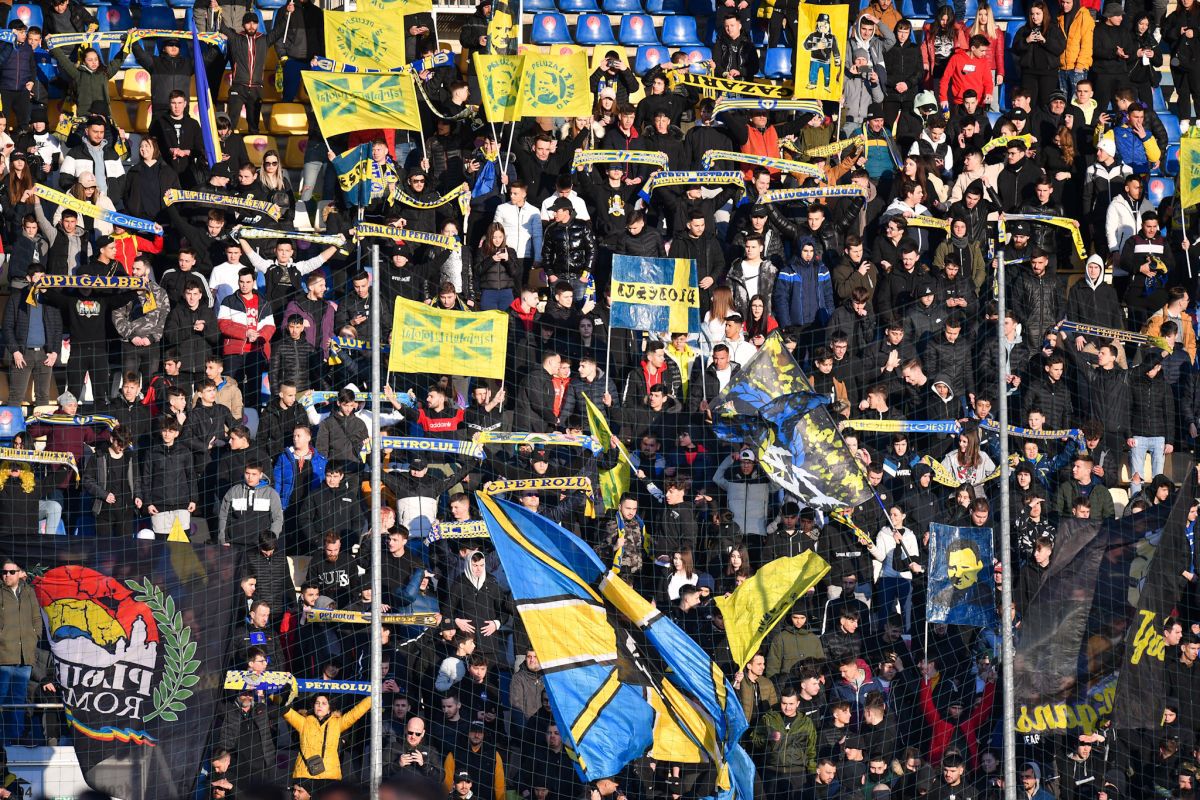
[772,237,834,328]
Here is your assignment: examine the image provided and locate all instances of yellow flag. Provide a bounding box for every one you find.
[323,10,411,72]
[474,54,523,124]
[167,516,190,542]
[388,297,510,379]
[303,72,422,138]
[792,3,849,103]
[1182,127,1200,209]
[714,552,830,671]
[581,393,633,511]
[516,52,593,118]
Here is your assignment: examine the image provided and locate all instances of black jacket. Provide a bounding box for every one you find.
[164,301,220,374]
[1130,359,1176,440]
[515,367,559,432]
[137,440,196,510]
[3,289,63,359]
[713,30,760,78]
[540,218,595,280]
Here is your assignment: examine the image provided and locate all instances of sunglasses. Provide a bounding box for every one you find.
[265,160,278,165]
[2,569,19,575]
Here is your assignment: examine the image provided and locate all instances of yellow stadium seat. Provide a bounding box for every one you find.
[242,135,271,166]
[268,102,307,135]
[218,77,230,102]
[133,101,153,133]
[516,43,544,54]
[121,68,152,101]
[284,135,308,169]
[109,101,134,133]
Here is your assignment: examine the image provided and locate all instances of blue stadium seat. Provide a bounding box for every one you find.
[1165,143,1180,176]
[1146,176,1175,206]
[899,0,936,17]
[97,4,135,30]
[681,45,711,71]
[1153,86,1169,113]
[560,0,600,13]
[662,15,702,45]
[634,45,669,74]
[531,12,572,44]
[645,0,686,14]
[1004,22,1023,46]
[602,0,643,13]
[750,25,766,47]
[991,0,1023,18]
[963,0,979,17]
[619,14,659,45]
[576,13,618,44]
[258,0,289,8]
[7,3,42,29]
[167,0,194,9]
[138,5,178,28]
[907,19,927,42]
[1159,112,1182,144]
[34,50,63,98]
[524,0,556,9]
[762,46,792,79]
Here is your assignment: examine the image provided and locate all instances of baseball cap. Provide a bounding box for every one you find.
[456,772,473,782]
[409,457,428,471]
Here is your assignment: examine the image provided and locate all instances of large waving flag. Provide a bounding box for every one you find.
[189,14,222,169]
[515,52,594,118]
[610,255,701,334]
[715,553,830,671]
[479,494,754,799]
[332,143,375,207]
[927,524,999,628]
[581,393,633,510]
[303,72,422,138]
[323,7,412,71]
[388,296,509,379]
[474,54,523,124]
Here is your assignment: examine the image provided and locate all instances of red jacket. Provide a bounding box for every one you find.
[921,21,970,81]
[919,677,995,766]
[938,50,994,104]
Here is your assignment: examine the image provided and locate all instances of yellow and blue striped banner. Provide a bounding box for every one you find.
[303,72,422,138]
[34,185,161,236]
[610,255,700,334]
[388,296,509,379]
[571,149,670,173]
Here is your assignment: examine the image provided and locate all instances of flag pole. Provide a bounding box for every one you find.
[996,227,1017,800]
[368,226,384,796]
[604,322,614,398]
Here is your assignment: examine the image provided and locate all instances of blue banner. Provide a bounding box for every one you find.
[610,255,700,334]
[928,523,999,628]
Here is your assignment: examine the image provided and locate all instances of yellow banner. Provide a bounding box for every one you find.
[676,72,791,98]
[474,54,523,124]
[793,3,848,102]
[388,296,509,379]
[303,72,422,137]
[714,552,830,671]
[324,8,411,71]
[1182,128,1200,210]
[516,52,593,118]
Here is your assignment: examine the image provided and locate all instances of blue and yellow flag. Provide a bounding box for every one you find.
[388,296,509,379]
[478,495,755,800]
[474,53,523,124]
[333,143,374,207]
[303,72,422,138]
[516,52,594,118]
[324,7,412,71]
[714,553,830,671]
[1182,127,1200,209]
[610,255,700,334]
[189,15,222,168]
[581,393,633,511]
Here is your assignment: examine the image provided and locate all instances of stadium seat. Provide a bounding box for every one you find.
[138,5,178,28]
[1166,143,1180,176]
[35,50,63,98]
[268,102,308,135]
[661,15,702,46]
[750,25,767,47]
[258,0,289,8]
[242,134,272,165]
[991,0,1023,18]
[645,0,686,13]
[681,45,711,71]
[963,0,979,17]
[634,45,668,74]
[7,3,42,28]
[167,0,193,9]
[121,68,152,101]
[575,14,618,45]
[1159,112,1182,144]
[109,101,135,133]
[97,4,135,30]
[524,0,556,10]
[133,100,153,132]
[619,14,659,45]
[1004,22,1023,46]
[531,12,572,44]
[899,0,936,17]
[284,135,308,169]
[559,0,600,12]
[1146,176,1175,205]
[603,0,643,11]
[762,46,792,79]
[1153,85,1168,113]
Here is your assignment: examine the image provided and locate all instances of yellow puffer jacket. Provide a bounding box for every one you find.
[284,697,372,780]
[1058,9,1095,71]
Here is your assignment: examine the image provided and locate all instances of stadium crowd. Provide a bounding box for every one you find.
[4,0,1200,797]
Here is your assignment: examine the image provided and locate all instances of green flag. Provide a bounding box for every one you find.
[581,393,634,510]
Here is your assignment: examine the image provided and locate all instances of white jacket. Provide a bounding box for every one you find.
[870,525,921,581]
[493,200,543,260]
[1105,192,1152,256]
[713,455,771,536]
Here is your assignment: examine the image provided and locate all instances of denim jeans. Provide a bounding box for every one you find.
[1129,435,1167,493]
[0,664,31,742]
[874,576,913,631]
[1059,69,1088,96]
